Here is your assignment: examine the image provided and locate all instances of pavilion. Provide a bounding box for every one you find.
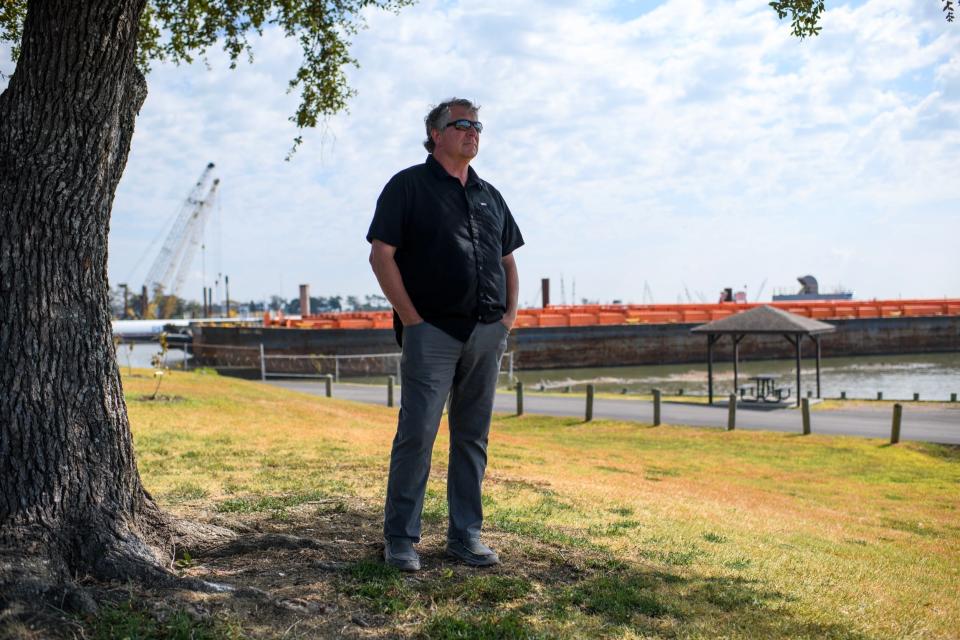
[690,305,836,406]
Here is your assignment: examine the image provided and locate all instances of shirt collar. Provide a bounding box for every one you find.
[426,154,482,187]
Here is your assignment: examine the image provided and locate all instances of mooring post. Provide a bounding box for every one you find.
[802,397,811,435]
[387,375,395,408]
[516,381,524,416]
[324,374,333,398]
[653,389,661,426]
[840,391,846,400]
[585,384,595,422]
[877,391,883,401]
[913,392,919,402]
[891,403,903,444]
[952,393,957,403]
[727,394,736,431]
[807,390,812,399]
[259,344,266,381]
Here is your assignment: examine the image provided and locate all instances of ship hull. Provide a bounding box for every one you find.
[192,315,960,376]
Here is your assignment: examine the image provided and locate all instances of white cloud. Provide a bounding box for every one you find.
[2,0,958,304]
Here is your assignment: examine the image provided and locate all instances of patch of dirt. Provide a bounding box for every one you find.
[131,394,188,403]
[4,497,604,639]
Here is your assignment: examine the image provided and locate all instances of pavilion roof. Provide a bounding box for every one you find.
[690,305,836,335]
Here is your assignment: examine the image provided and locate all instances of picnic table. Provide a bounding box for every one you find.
[739,375,791,402]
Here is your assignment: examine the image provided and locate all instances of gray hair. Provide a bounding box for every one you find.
[423,98,480,153]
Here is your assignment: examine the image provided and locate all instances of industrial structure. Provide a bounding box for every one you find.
[128,163,220,318]
[773,275,853,302]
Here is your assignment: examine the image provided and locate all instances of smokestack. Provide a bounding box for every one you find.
[541,278,550,308]
[299,284,311,317]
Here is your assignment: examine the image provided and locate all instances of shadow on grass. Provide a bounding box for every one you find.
[73,497,877,640]
[323,503,875,640]
[910,442,960,463]
[404,548,876,640]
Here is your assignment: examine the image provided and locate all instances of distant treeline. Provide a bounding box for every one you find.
[110,287,390,319]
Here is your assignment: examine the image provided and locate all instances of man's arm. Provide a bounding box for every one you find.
[369,240,423,326]
[501,252,519,329]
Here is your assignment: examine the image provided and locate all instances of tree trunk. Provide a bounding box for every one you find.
[0,0,227,605]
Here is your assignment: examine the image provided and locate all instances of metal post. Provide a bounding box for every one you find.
[841,391,846,400]
[334,357,340,383]
[259,344,266,381]
[952,393,957,403]
[890,404,902,444]
[585,384,594,422]
[387,375,395,408]
[877,391,883,401]
[516,381,524,416]
[913,392,919,401]
[801,397,811,435]
[325,374,333,398]
[653,389,661,426]
[727,394,736,431]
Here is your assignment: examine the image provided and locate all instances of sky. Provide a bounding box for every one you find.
[2,0,958,307]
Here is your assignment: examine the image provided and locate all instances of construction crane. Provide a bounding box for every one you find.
[642,281,654,305]
[141,163,218,317]
[754,277,768,302]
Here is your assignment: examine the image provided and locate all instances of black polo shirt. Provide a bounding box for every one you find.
[367,154,524,345]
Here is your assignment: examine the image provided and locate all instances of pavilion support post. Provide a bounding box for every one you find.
[733,335,744,398]
[784,334,801,407]
[815,336,822,399]
[795,333,802,407]
[707,334,719,405]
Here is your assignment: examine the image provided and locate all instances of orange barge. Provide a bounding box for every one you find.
[190,299,960,374]
[263,299,960,330]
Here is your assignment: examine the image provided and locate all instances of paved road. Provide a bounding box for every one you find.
[267,380,960,445]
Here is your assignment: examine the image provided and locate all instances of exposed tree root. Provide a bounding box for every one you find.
[200,533,330,559]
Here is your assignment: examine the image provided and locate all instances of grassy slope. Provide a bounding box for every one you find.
[118,370,958,640]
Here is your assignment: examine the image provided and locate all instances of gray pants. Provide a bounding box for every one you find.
[383,320,508,543]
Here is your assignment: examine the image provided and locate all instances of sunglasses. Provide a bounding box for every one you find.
[446,119,483,134]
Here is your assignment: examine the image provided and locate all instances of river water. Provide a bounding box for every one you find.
[513,352,960,401]
[119,343,958,401]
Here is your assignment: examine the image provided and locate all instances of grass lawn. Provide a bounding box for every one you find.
[75,369,959,639]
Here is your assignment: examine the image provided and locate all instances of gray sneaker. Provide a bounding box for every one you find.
[446,538,500,567]
[384,537,421,571]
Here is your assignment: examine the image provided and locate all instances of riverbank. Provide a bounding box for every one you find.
[26,369,955,639]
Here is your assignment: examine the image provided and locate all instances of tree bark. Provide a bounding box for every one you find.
[0,0,229,605]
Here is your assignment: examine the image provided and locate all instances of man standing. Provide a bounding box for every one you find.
[367,98,523,571]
